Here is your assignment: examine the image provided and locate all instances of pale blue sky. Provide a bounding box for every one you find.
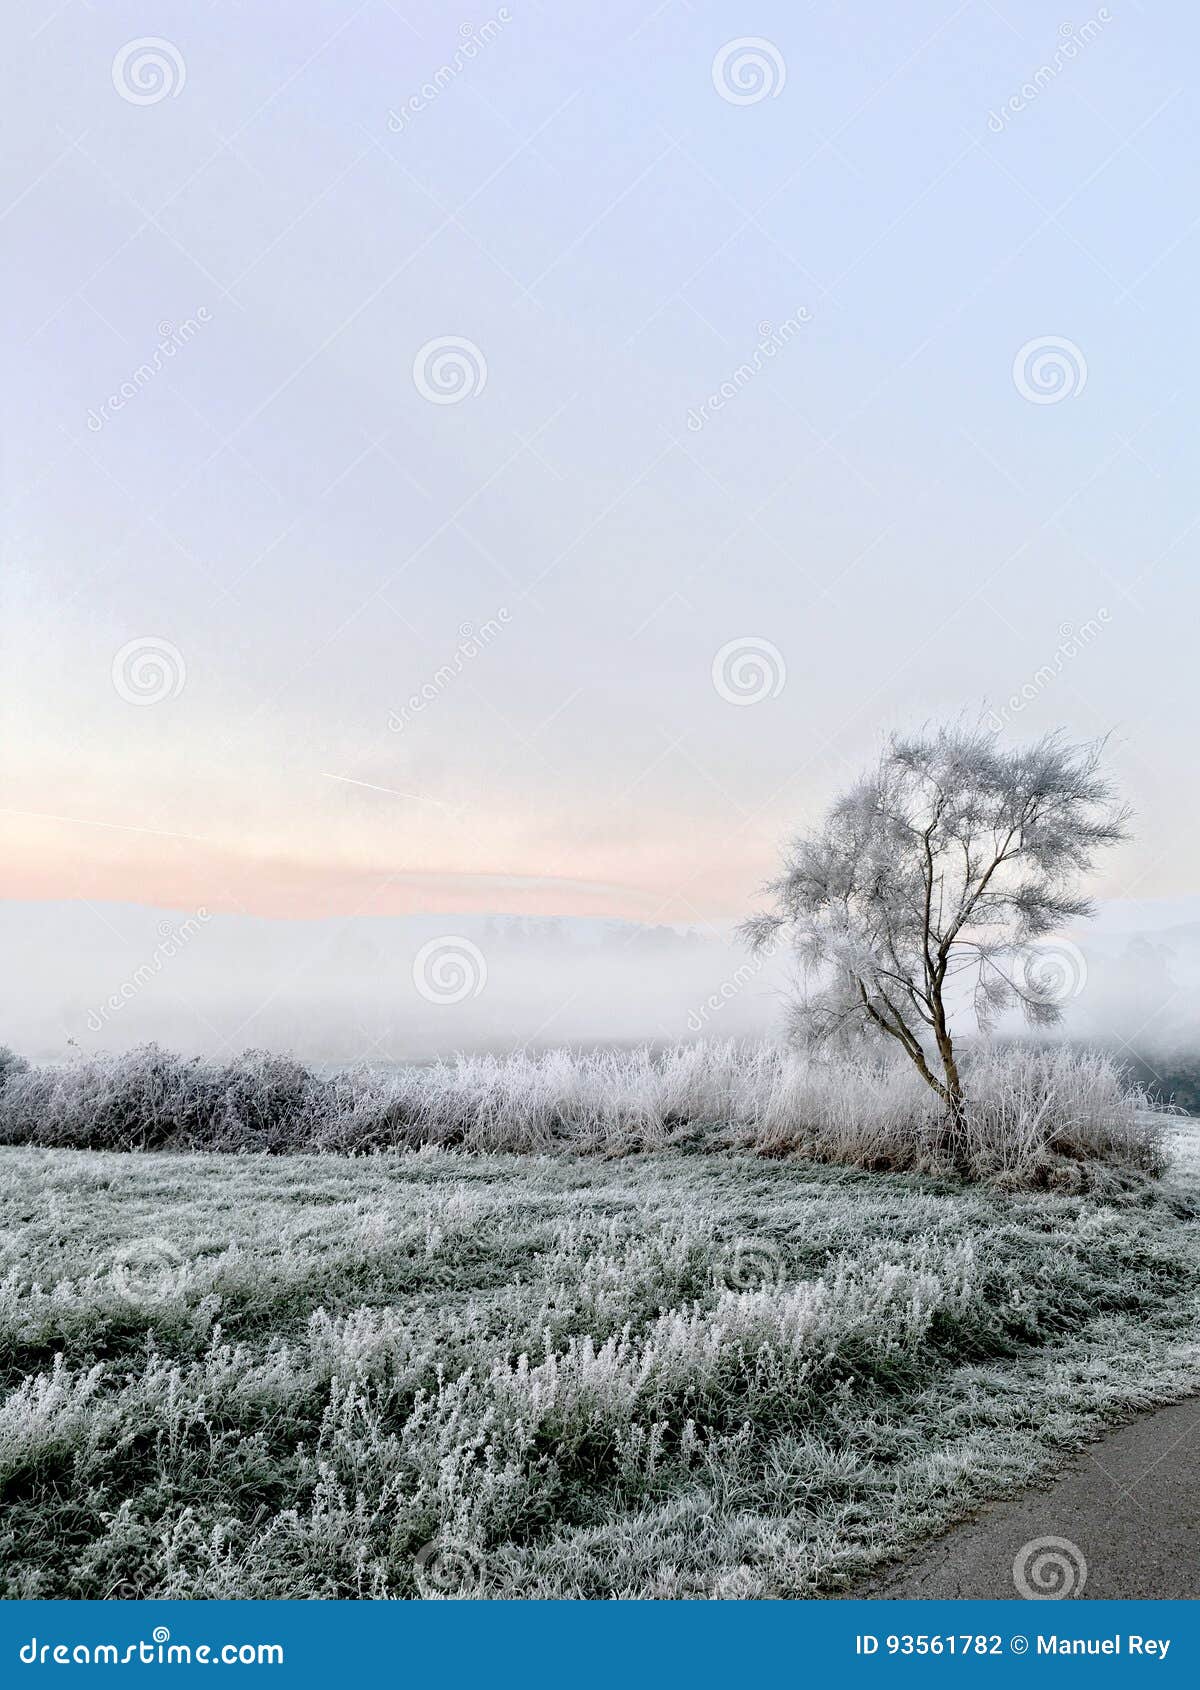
[2,0,1196,926]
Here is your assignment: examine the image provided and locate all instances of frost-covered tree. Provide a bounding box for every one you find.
[743,724,1128,1158]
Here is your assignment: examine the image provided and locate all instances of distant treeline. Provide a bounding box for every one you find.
[1110,1050,1200,1115]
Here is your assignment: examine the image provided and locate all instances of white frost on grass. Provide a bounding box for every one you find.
[0,1140,1196,1598]
[0,1040,1167,1188]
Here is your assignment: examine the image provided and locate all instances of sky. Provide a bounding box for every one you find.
[3,0,1199,938]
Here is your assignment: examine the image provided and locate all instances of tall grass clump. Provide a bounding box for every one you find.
[0,1039,1166,1186]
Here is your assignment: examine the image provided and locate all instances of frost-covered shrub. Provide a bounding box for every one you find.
[0,1047,28,1090]
[0,1046,335,1154]
[0,1039,1167,1186]
[948,1044,1166,1185]
[201,1051,334,1152]
[0,1045,211,1150]
[730,1042,1167,1185]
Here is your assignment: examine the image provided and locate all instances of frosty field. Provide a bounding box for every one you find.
[2,1125,1199,1599]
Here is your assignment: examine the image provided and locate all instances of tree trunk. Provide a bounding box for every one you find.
[931,992,969,1172]
[936,1081,969,1167]
[855,976,971,1172]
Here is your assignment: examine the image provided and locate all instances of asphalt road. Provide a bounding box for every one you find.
[867,1396,1200,1600]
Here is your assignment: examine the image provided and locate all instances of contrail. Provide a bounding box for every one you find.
[0,806,213,844]
[320,772,455,808]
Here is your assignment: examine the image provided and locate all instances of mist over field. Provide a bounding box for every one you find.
[3,893,1199,1069]
[0,899,792,1062]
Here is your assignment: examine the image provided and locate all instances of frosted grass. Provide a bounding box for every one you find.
[0,1039,1166,1187]
[0,1132,1197,1598]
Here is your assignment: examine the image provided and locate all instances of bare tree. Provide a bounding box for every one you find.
[743,723,1129,1162]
